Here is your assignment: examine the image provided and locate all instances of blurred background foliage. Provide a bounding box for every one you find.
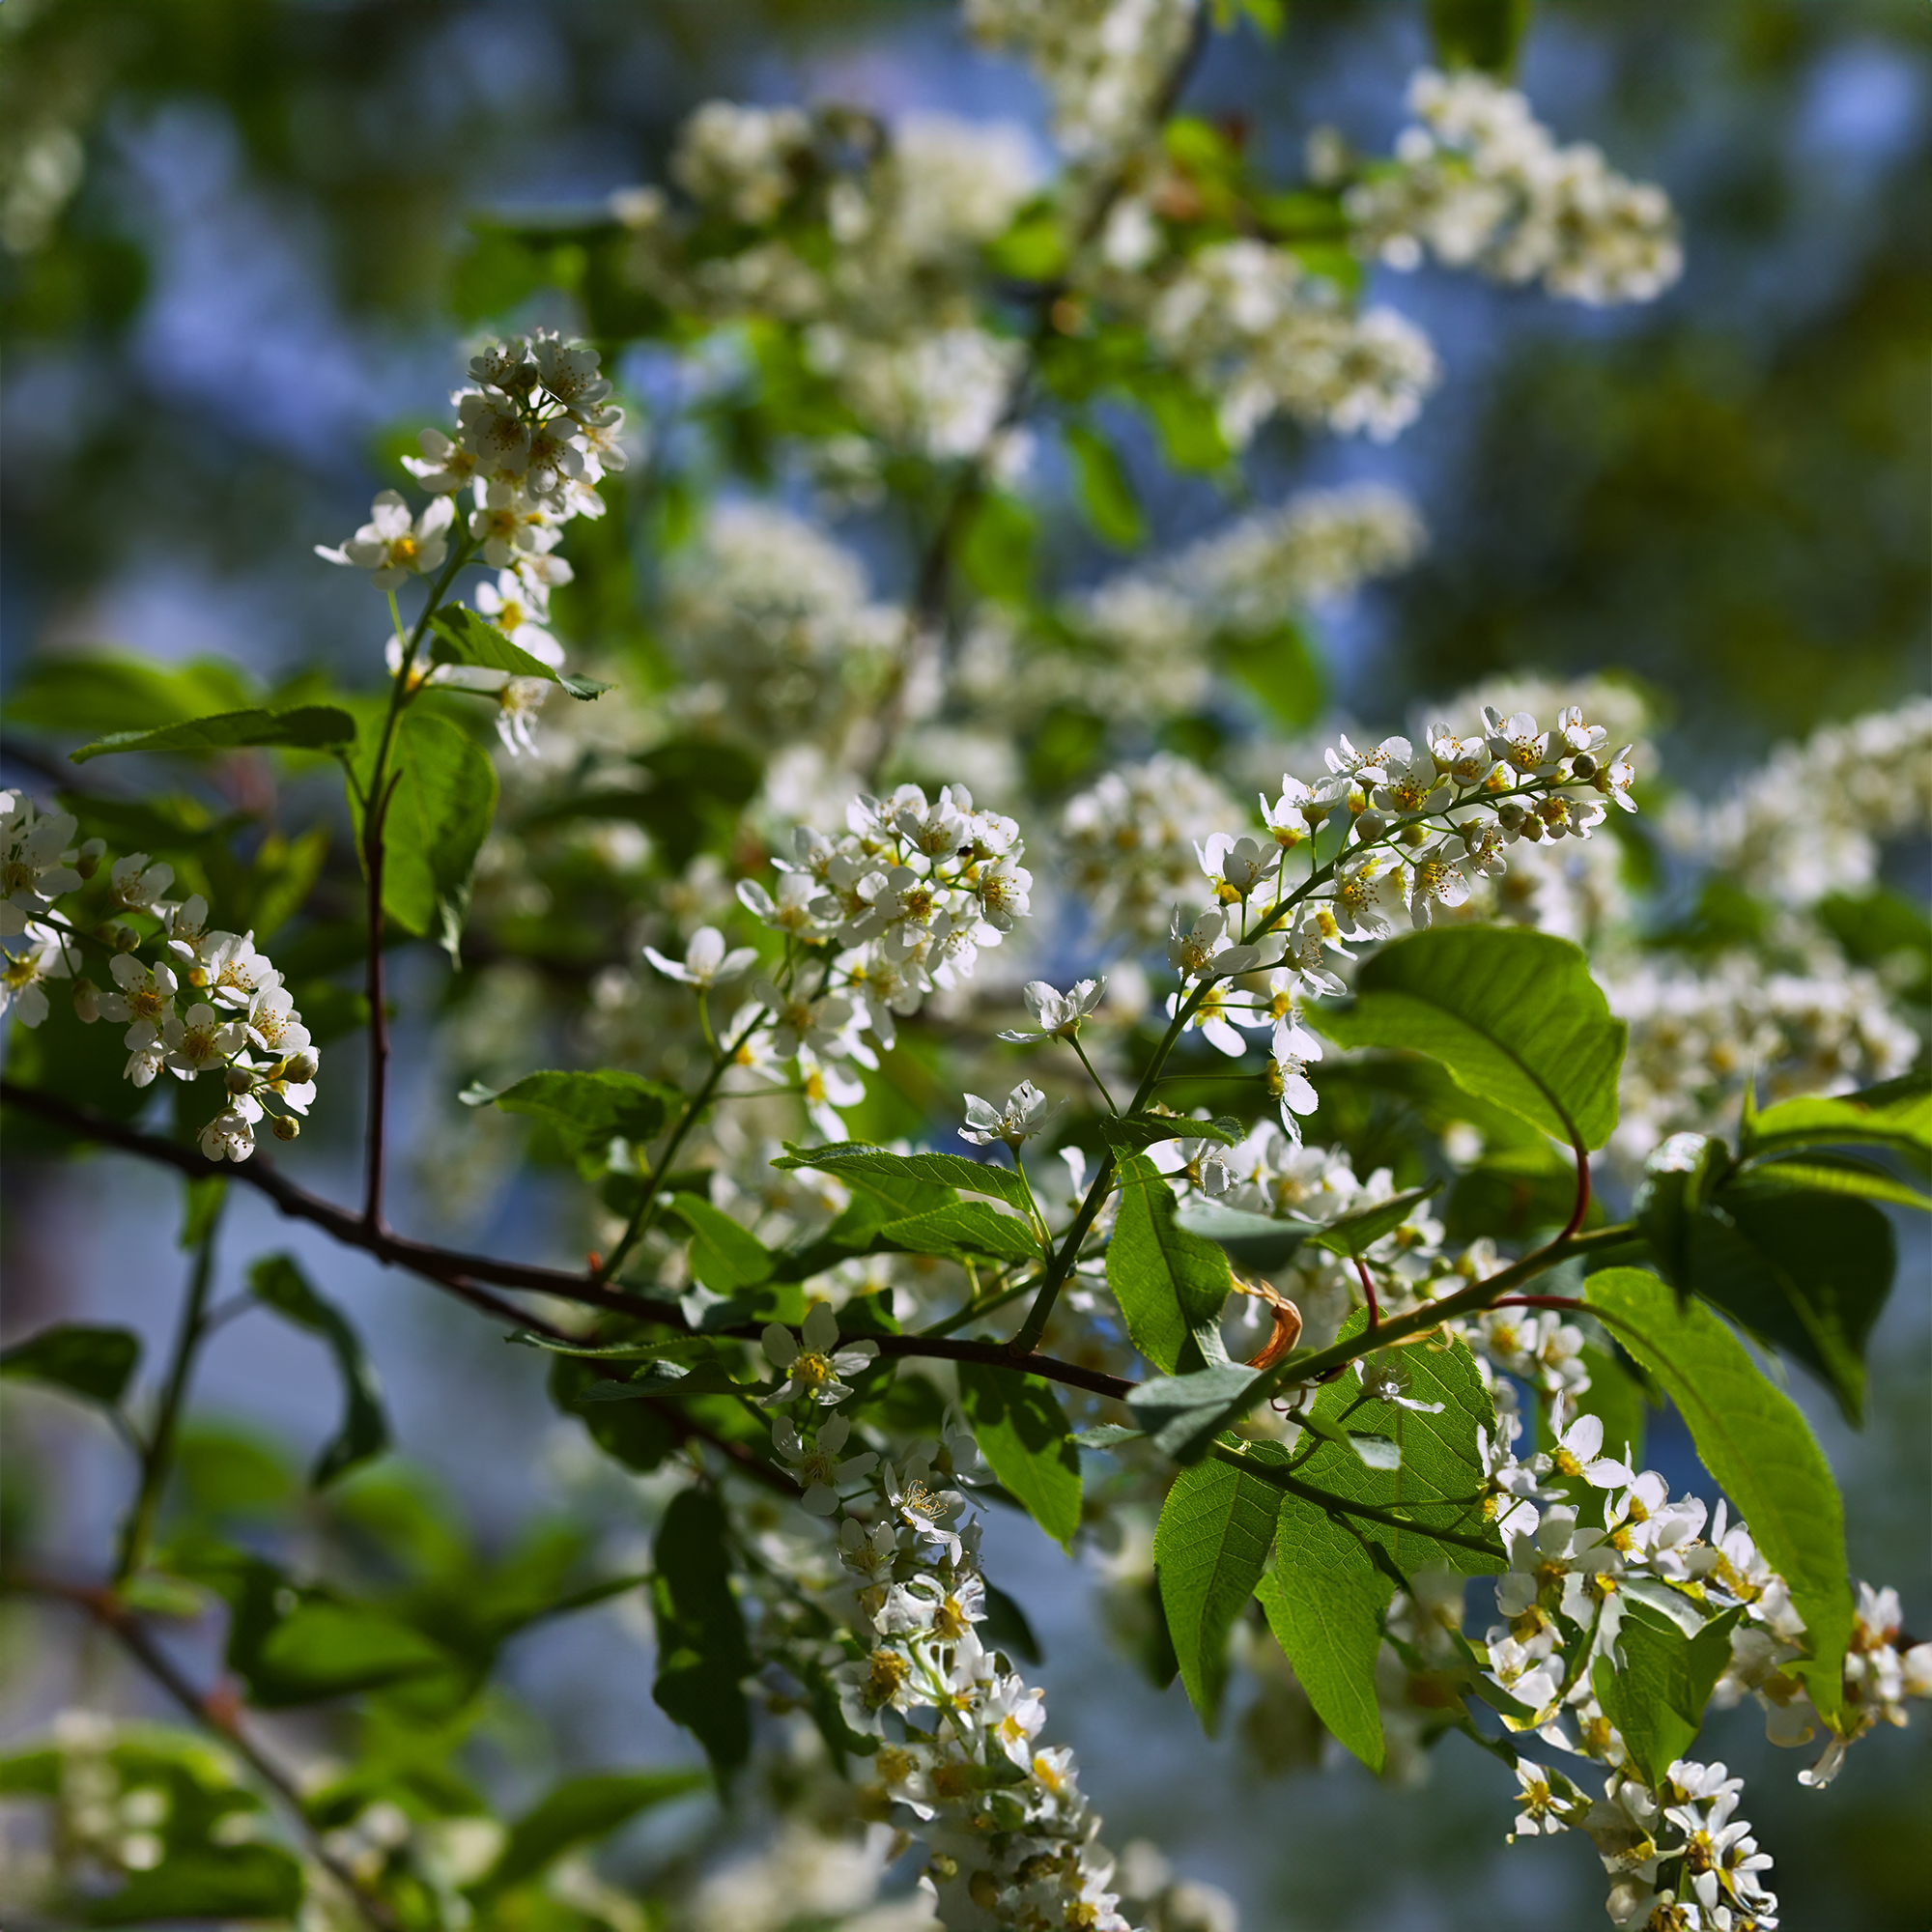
[2,0,1927,1927]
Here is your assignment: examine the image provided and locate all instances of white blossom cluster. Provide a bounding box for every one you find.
[1062,754,1242,943]
[963,0,1199,161]
[0,795,317,1162]
[631,105,1043,467]
[317,328,622,753]
[1604,952,1919,1173]
[1478,1406,1932,1929]
[1341,68,1683,304]
[644,783,1034,1139]
[753,1325,1139,1932]
[1146,239,1440,447]
[1662,696,1932,907]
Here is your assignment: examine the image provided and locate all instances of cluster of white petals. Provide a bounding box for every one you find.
[1342,68,1683,304]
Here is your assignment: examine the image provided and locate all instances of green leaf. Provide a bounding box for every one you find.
[548,1356,676,1473]
[0,1323,140,1406]
[1154,1444,1285,1726]
[1447,1140,1596,1242]
[773,1140,1033,1214]
[1634,1132,1729,1291]
[476,1769,707,1897]
[1592,1602,1742,1786]
[982,1579,1044,1665]
[873,1202,1042,1263]
[1065,421,1146,550]
[1730,1153,1932,1213]
[1217,621,1328,733]
[1107,1153,1234,1374]
[1293,1319,1503,1576]
[983,204,1069,280]
[492,1069,679,1179]
[357,709,498,958]
[430,606,611,700]
[1131,370,1229,474]
[1586,1268,1852,1719]
[1426,0,1532,73]
[1680,1189,1894,1427]
[5,651,255,736]
[71,704,357,764]
[1816,887,1932,1004]
[1257,1491,1395,1772]
[1128,1364,1262,1461]
[1303,1181,1443,1259]
[957,1362,1082,1548]
[251,1600,455,1706]
[82,1845,304,1924]
[957,490,1038,602]
[652,1489,753,1784]
[665,1195,777,1293]
[1094,1115,1241,1156]
[579,1357,753,1401]
[1173,1201,1312,1270]
[1313,927,1626,1151]
[1743,1073,1932,1162]
[248,1256,390,1488]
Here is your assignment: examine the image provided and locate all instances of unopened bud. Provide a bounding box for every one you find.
[75,838,107,880]
[1496,803,1525,831]
[283,1049,320,1084]
[1519,814,1545,841]
[270,1114,300,1141]
[1397,822,1429,847]
[1353,810,1387,842]
[110,923,140,953]
[225,1066,256,1095]
[1570,752,1597,781]
[71,978,102,1023]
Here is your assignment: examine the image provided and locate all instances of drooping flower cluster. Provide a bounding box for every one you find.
[1339,68,1683,304]
[317,328,623,753]
[1,796,317,1163]
[765,1392,1139,1931]
[1478,1406,1932,1929]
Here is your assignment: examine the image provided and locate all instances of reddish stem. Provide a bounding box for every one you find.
[1556,1138,1592,1245]
[1488,1294,1584,1312]
[1355,1257,1380,1332]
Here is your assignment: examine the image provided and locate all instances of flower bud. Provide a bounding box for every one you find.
[1496,803,1525,832]
[1570,752,1597,781]
[1397,822,1429,847]
[283,1049,320,1084]
[1353,810,1387,843]
[1518,813,1545,841]
[71,978,102,1023]
[110,923,140,953]
[270,1115,300,1142]
[75,838,107,880]
[225,1066,257,1095]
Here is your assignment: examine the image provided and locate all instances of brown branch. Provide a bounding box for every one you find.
[9,1576,396,1931]
[362,772,399,1234]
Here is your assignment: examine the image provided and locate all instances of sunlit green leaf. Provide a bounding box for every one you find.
[958,1362,1082,1548]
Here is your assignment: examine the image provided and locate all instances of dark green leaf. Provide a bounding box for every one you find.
[982,1579,1044,1665]
[248,1255,390,1488]
[1173,1201,1312,1270]
[1094,1115,1241,1155]
[1586,1267,1852,1719]
[958,1362,1082,1548]
[1065,421,1146,550]
[666,1195,777,1293]
[1815,888,1932,1004]
[178,1176,227,1250]
[1217,621,1328,732]
[1680,1188,1894,1426]
[548,1357,676,1473]
[1592,1602,1742,1786]
[1313,928,1626,1151]
[357,709,498,958]
[1634,1132,1729,1292]
[71,704,357,764]
[774,1141,1033,1213]
[1108,1153,1234,1374]
[1257,1490,1395,1772]
[1729,1153,1931,1213]
[1447,1140,1595,1242]
[957,490,1038,602]
[652,1489,753,1783]
[492,1069,679,1179]
[1154,1443,1284,1726]
[82,1846,304,1923]
[429,606,611,701]
[252,1600,454,1706]
[1426,0,1532,73]
[1127,1364,1260,1462]
[0,1323,140,1406]
[477,1769,707,1896]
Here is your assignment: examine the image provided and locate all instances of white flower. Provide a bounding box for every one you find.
[751,980,855,1059]
[980,1674,1047,1768]
[1166,908,1264,980]
[796,1046,866,1141]
[1196,832,1280,899]
[316,489,454,590]
[737,873,832,935]
[1267,1050,1321,1143]
[1000,977,1106,1043]
[473,570,564,668]
[642,925,757,990]
[758,1301,879,1406]
[400,425,481,494]
[0,924,71,1027]
[959,1080,1063,1149]
[198,1099,261,1163]
[975,854,1032,930]
[163,1002,246,1080]
[1547,1411,1633,1490]
[772,1412,878,1514]
[0,797,82,932]
[884,1452,966,1564]
[1406,838,1475,928]
[109,852,174,912]
[99,953,178,1047]
[1483,705,1559,778]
